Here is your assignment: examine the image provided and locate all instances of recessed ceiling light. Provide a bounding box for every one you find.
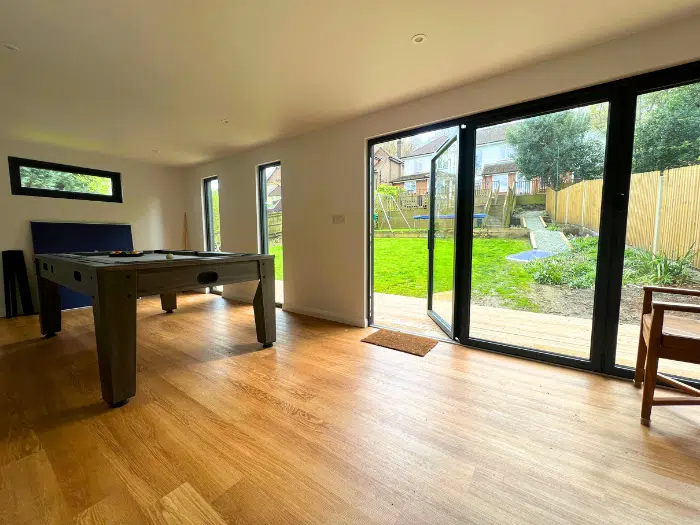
[221,118,229,124]
[411,34,426,44]
[2,43,19,52]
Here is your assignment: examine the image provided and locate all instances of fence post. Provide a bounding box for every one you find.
[652,172,664,254]
[582,180,586,228]
[565,189,569,225]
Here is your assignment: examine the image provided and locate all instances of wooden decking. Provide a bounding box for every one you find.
[374,292,700,381]
[1,293,700,524]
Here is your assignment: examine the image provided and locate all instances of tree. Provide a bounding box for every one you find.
[506,110,606,187]
[211,186,221,251]
[376,137,415,158]
[19,167,112,195]
[376,184,400,198]
[633,83,700,174]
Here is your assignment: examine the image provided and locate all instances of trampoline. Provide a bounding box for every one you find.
[505,250,554,263]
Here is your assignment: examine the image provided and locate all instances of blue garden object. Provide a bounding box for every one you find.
[505,250,554,263]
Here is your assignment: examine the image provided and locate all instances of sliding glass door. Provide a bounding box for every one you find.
[464,103,610,362]
[613,80,700,381]
[367,60,700,383]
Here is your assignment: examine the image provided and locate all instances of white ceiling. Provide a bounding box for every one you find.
[1,0,700,166]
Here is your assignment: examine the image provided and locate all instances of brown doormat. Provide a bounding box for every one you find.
[362,329,438,357]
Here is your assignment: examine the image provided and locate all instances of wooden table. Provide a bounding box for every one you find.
[34,250,276,406]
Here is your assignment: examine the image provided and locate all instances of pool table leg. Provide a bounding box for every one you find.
[160,292,177,313]
[253,258,276,347]
[92,270,137,407]
[37,272,62,337]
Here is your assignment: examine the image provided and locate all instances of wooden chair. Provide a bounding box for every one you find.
[634,285,700,426]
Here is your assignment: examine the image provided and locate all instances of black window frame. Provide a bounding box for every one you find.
[203,176,219,253]
[202,176,222,295]
[367,59,700,389]
[258,161,282,307]
[257,161,281,255]
[8,157,123,203]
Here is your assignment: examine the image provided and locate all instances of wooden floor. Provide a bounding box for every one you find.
[2,294,700,524]
[374,292,700,381]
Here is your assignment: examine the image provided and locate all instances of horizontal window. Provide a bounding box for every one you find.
[8,157,122,203]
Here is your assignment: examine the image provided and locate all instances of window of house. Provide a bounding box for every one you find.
[475,150,484,172]
[8,157,122,203]
[404,180,417,193]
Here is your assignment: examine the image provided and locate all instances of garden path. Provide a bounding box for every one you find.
[522,211,570,253]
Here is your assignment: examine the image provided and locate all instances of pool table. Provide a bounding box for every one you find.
[34,250,276,407]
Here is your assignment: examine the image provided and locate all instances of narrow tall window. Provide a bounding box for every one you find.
[203,176,222,294]
[258,162,283,305]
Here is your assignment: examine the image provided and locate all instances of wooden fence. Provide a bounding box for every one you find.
[545,165,700,267]
[267,211,282,241]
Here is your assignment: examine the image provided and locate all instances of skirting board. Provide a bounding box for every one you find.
[223,293,254,304]
[282,305,367,328]
[222,291,367,328]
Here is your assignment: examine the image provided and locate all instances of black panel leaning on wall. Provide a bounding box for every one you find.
[2,250,35,318]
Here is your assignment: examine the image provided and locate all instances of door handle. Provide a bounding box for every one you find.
[613,193,627,212]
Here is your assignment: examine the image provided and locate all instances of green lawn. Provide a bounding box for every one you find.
[269,244,284,280]
[374,237,536,310]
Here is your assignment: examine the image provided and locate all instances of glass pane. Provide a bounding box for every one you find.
[371,128,457,338]
[20,166,113,195]
[204,178,223,293]
[209,179,221,252]
[468,103,609,359]
[615,82,700,380]
[430,138,459,329]
[264,165,283,304]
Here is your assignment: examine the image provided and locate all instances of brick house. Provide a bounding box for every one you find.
[373,147,403,187]
[390,136,450,195]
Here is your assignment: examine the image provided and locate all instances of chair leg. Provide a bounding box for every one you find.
[640,345,659,426]
[634,331,648,388]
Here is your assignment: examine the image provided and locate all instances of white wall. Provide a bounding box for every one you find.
[479,142,511,167]
[183,14,700,327]
[0,137,186,317]
[403,156,431,176]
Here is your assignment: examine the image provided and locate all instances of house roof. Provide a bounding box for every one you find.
[401,136,449,158]
[399,122,515,160]
[475,122,516,145]
[391,172,429,183]
[374,147,402,168]
[481,161,518,176]
[269,199,282,213]
[268,184,282,197]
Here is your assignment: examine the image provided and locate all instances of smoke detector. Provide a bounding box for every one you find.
[411,34,426,44]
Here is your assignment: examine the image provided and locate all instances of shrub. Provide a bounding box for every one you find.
[526,237,598,288]
[376,184,400,198]
[623,245,696,286]
[526,236,697,289]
